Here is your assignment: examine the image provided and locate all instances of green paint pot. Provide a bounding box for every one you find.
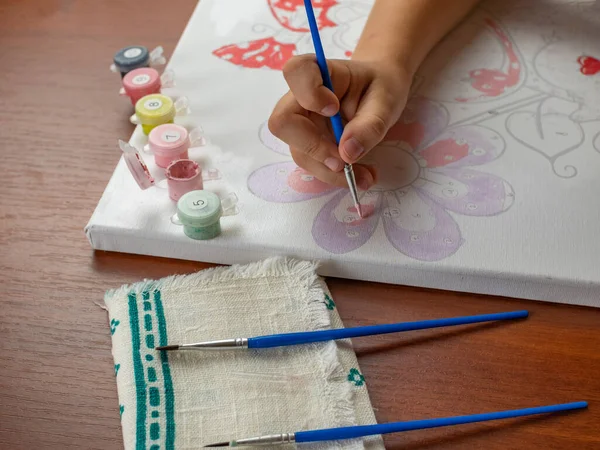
[176,190,225,240]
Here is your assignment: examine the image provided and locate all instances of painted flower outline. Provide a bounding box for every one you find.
[212,0,369,70]
[415,13,525,105]
[248,97,515,261]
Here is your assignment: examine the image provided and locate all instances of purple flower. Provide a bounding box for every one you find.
[248,97,515,261]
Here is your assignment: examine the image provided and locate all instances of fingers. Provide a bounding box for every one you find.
[271,55,381,190]
[290,147,376,189]
[283,55,344,117]
[352,164,377,191]
[339,84,405,164]
[269,92,345,172]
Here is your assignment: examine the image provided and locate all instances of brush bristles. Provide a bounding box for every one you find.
[155,345,179,351]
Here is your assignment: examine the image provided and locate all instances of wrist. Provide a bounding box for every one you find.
[351,21,421,77]
[351,0,481,79]
[351,44,416,91]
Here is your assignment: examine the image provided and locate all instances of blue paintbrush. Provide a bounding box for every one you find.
[203,401,587,446]
[303,0,363,217]
[156,310,528,351]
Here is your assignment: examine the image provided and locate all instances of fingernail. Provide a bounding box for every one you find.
[358,173,374,191]
[343,137,365,161]
[324,157,343,172]
[321,105,337,117]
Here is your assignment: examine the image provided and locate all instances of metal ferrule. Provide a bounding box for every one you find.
[179,338,248,350]
[344,164,360,205]
[232,433,295,446]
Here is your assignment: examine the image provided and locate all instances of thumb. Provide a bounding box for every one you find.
[339,89,401,164]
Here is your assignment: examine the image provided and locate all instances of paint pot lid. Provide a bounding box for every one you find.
[114,46,150,71]
[177,190,222,227]
[119,140,154,190]
[122,68,161,93]
[135,94,175,125]
[149,123,189,155]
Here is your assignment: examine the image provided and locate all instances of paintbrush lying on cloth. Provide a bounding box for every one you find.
[156,310,528,351]
[203,401,588,447]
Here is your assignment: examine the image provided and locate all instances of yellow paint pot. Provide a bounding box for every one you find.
[135,94,176,135]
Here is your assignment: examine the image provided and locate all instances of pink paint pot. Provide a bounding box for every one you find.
[165,159,203,201]
[146,124,205,168]
[119,139,221,202]
[121,68,176,106]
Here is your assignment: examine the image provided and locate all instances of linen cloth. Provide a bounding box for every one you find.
[104,257,385,449]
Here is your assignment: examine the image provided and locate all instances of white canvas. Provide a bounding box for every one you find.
[86,0,600,307]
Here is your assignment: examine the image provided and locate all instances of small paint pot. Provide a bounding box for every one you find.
[146,124,205,168]
[112,46,150,78]
[133,94,190,135]
[120,140,155,190]
[165,160,203,201]
[176,190,238,240]
[119,140,221,201]
[121,68,175,105]
[111,45,166,78]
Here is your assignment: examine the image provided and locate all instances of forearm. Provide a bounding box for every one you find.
[352,0,481,75]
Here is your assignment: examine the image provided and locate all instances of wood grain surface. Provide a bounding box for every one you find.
[0,1,598,449]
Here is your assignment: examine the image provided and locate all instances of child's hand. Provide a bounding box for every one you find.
[268,55,411,189]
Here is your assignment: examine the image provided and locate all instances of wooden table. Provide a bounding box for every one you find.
[1,1,598,448]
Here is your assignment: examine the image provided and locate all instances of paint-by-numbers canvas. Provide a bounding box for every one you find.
[87,0,600,307]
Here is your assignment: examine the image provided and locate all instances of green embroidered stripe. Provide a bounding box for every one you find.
[154,289,175,450]
[149,387,160,407]
[150,423,160,441]
[148,367,157,382]
[146,334,155,349]
[128,292,147,450]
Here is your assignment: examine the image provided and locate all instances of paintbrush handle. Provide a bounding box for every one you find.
[247,310,528,349]
[303,0,344,144]
[295,402,588,443]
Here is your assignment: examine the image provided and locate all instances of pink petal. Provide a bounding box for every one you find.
[382,189,463,261]
[248,162,336,203]
[419,138,469,168]
[384,96,449,149]
[417,125,505,168]
[312,190,382,254]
